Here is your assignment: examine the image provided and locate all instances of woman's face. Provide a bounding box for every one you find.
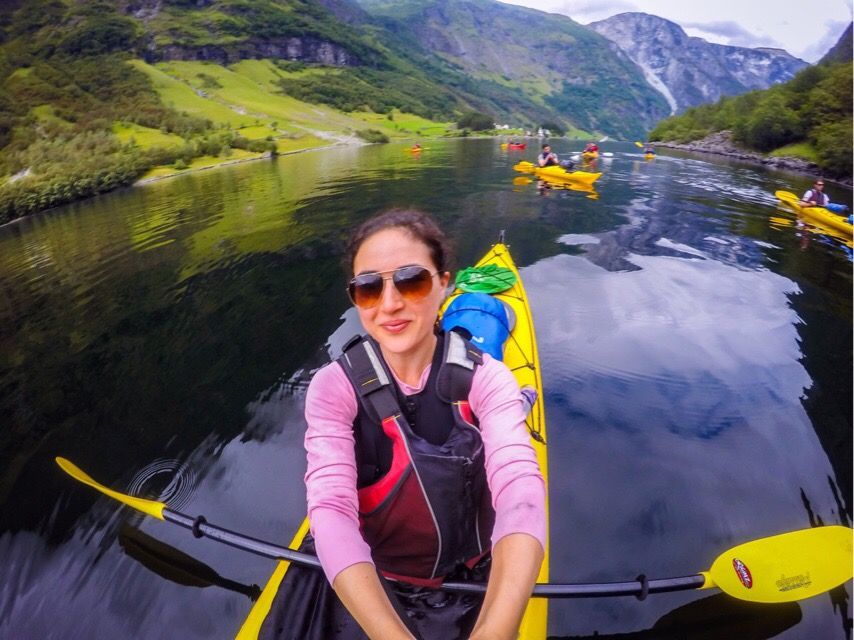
[352,227,450,358]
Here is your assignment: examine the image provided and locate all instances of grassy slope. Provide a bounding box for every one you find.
[127,59,453,181]
[768,142,819,163]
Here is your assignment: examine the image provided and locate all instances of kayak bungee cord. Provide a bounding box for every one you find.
[56,457,853,603]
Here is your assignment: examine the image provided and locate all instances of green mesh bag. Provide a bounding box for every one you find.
[454,264,517,293]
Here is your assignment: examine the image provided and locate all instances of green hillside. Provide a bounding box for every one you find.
[649,25,853,178]
[358,0,671,140]
[0,0,619,221]
[7,0,817,222]
[0,1,436,221]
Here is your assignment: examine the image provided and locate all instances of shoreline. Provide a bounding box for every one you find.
[133,140,359,186]
[654,131,853,188]
[0,141,362,230]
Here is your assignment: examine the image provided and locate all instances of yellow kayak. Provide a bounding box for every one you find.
[776,190,853,236]
[443,241,550,639]
[514,160,601,185]
[237,241,549,639]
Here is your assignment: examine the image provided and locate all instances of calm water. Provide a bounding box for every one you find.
[0,140,851,639]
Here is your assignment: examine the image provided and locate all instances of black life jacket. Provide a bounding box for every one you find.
[336,330,496,586]
[806,189,829,206]
[538,153,557,167]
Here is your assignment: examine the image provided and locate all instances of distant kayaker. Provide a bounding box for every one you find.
[800,180,829,207]
[294,209,546,639]
[538,143,559,167]
[584,142,599,154]
[800,180,850,214]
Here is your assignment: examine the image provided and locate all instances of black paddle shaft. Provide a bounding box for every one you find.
[163,508,707,599]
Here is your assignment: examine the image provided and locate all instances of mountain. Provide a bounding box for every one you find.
[819,22,853,65]
[357,0,671,139]
[648,25,852,178]
[588,12,809,115]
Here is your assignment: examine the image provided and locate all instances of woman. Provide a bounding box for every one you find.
[303,209,546,639]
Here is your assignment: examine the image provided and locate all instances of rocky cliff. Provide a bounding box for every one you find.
[588,12,808,114]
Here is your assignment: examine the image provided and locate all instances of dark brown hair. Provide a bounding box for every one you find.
[346,209,452,276]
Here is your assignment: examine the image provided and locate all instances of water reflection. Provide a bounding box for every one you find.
[549,593,802,640]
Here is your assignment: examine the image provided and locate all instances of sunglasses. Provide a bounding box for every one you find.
[816,183,825,186]
[348,265,439,309]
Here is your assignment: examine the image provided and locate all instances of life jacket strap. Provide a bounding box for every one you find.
[339,330,483,422]
[340,336,400,423]
[437,330,482,405]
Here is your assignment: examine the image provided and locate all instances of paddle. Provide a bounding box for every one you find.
[119,522,262,600]
[776,190,799,205]
[635,141,645,148]
[56,457,853,602]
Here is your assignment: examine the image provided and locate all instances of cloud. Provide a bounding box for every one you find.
[546,0,638,24]
[681,20,783,49]
[797,19,851,62]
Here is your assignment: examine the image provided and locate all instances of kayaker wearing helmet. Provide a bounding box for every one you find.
[538,144,559,167]
[301,209,546,639]
[583,142,599,154]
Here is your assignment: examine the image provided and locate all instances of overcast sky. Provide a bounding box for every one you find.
[499,0,852,62]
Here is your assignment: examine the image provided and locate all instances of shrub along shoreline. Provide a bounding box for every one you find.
[655,130,852,187]
[649,59,852,182]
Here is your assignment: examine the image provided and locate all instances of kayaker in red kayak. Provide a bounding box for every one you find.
[537,144,559,167]
[283,210,546,640]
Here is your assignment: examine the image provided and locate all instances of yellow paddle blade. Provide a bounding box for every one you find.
[775,190,799,205]
[513,176,532,185]
[634,141,645,148]
[705,526,852,603]
[769,216,794,227]
[55,457,166,520]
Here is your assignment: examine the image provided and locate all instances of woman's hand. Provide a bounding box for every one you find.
[469,533,544,640]
[333,562,416,640]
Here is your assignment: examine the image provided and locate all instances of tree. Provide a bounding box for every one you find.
[540,121,565,136]
[813,120,853,177]
[457,111,493,131]
[737,95,800,151]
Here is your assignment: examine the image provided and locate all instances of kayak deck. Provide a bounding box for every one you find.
[237,242,549,640]
[443,242,549,639]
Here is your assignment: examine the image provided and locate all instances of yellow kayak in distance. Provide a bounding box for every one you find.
[776,190,853,236]
[237,240,550,640]
[513,160,601,186]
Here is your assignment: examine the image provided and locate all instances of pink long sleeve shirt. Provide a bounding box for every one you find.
[304,351,546,585]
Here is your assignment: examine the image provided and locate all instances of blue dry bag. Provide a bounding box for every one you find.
[441,293,511,361]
